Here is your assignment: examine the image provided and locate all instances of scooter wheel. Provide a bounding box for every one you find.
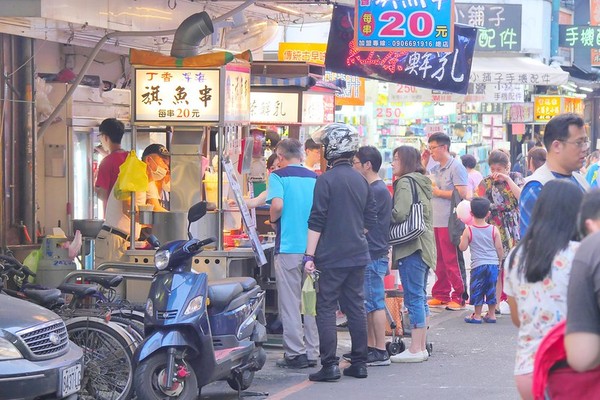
[134,352,199,400]
[227,370,255,391]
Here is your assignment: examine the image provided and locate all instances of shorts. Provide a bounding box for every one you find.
[363,256,388,313]
[469,264,499,306]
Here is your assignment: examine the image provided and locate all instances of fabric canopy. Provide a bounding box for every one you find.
[470,56,569,86]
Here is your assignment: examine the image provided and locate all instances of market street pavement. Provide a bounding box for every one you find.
[200,305,519,399]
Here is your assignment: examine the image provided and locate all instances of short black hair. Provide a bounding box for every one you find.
[542,113,584,150]
[460,154,477,169]
[266,153,278,170]
[99,118,125,144]
[428,132,451,150]
[579,189,600,236]
[470,197,491,219]
[356,146,383,172]
[304,138,322,151]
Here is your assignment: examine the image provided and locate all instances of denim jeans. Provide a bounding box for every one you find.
[398,251,430,329]
[364,256,388,313]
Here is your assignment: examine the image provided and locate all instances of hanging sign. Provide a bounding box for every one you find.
[534,96,561,122]
[354,0,455,52]
[327,5,476,94]
[302,93,335,124]
[250,92,300,124]
[224,65,251,123]
[455,4,522,51]
[278,42,366,106]
[504,103,534,123]
[134,68,220,123]
[558,25,600,48]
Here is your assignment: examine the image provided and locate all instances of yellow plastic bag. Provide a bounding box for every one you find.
[114,151,149,200]
[301,275,317,316]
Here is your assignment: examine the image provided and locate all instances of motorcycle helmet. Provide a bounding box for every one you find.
[311,123,359,161]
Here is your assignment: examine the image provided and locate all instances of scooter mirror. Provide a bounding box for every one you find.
[188,201,207,223]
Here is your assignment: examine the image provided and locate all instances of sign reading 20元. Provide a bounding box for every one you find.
[355,0,454,52]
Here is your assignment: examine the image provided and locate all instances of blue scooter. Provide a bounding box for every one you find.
[133,202,267,399]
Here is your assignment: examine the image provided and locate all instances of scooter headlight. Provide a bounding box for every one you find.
[145,298,154,317]
[155,250,171,270]
[184,295,204,315]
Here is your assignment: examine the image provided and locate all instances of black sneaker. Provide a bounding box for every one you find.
[366,349,390,366]
[308,359,318,367]
[276,354,309,369]
[343,347,375,362]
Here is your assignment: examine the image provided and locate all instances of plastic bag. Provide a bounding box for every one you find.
[301,275,317,316]
[23,249,41,279]
[115,151,149,200]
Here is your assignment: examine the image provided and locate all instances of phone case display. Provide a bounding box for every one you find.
[466,144,492,177]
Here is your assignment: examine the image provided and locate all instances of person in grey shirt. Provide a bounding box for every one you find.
[422,132,468,311]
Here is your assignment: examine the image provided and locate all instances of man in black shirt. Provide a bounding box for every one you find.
[304,123,377,382]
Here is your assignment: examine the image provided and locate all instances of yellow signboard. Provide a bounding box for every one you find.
[278,42,365,106]
[534,96,561,122]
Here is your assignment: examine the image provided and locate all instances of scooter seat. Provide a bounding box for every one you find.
[218,276,257,291]
[207,280,244,312]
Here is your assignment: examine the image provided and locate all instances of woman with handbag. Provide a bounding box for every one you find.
[389,146,436,363]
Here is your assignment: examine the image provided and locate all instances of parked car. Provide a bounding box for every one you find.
[0,293,83,400]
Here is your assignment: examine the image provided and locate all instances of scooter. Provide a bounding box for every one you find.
[133,201,267,399]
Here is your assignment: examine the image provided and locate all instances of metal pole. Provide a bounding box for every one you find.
[550,0,560,58]
[129,125,137,251]
[217,126,224,251]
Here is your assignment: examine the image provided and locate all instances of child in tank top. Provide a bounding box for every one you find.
[459,197,504,323]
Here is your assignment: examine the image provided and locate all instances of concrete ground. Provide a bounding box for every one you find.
[200,303,519,399]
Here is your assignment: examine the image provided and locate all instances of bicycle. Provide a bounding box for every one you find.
[0,253,137,400]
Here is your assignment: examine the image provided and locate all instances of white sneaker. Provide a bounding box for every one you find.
[421,350,429,361]
[390,350,425,363]
[499,301,511,315]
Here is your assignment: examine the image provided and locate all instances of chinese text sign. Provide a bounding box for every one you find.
[355,0,455,52]
[455,4,521,52]
[134,68,220,123]
[250,92,300,124]
[328,5,476,94]
[559,25,600,48]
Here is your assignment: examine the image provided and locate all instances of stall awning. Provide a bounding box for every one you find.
[470,57,569,86]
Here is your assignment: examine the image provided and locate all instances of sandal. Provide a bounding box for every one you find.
[482,314,497,323]
[464,314,482,324]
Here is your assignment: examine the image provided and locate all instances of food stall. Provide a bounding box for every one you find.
[111,59,272,303]
[248,61,336,315]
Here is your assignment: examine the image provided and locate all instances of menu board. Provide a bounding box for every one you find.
[223,159,267,266]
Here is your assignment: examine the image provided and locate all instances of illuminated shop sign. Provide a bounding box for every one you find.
[134,68,220,123]
[354,0,455,52]
[534,96,561,122]
[250,92,299,124]
[327,5,476,94]
[302,94,335,124]
[278,42,366,106]
[224,65,251,123]
[455,4,522,52]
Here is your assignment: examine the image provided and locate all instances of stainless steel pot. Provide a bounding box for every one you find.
[151,212,188,244]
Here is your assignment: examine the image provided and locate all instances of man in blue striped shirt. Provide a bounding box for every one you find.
[519,113,590,238]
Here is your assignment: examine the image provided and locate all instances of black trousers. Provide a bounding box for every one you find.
[316,266,368,367]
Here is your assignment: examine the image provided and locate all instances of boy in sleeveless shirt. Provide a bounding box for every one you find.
[459,198,504,323]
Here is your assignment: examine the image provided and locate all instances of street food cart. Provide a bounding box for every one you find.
[105,60,273,303]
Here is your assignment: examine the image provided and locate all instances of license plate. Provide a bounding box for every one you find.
[60,363,82,397]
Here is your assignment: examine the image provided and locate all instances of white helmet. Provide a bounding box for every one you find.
[311,123,359,161]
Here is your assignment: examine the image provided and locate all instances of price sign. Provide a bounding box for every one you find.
[134,68,220,123]
[355,0,455,52]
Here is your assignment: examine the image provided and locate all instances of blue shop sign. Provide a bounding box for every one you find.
[355,0,455,52]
